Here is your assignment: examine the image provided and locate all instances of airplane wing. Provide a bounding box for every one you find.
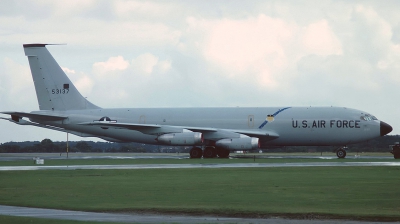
[78,122,279,140]
[79,122,186,135]
[1,111,67,121]
[78,122,161,129]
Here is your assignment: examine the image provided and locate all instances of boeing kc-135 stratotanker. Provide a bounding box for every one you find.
[0,44,393,158]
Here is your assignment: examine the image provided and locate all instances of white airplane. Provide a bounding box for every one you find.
[0,44,393,158]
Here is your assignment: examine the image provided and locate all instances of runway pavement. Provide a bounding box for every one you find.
[0,161,400,171]
[0,153,394,161]
[0,205,397,224]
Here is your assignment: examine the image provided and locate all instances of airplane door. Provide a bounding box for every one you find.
[139,115,146,124]
[248,115,254,128]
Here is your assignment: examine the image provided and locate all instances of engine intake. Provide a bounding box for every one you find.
[157,132,203,146]
[216,137,259,150]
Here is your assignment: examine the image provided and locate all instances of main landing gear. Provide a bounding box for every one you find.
[203,146,217,158]
[336,147,347,159]
[189,146,230,159]
[189,147,203,158]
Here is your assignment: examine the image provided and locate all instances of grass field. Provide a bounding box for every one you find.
[0,166,399,221]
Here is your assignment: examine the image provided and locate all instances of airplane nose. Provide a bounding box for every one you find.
[380,121,393,136]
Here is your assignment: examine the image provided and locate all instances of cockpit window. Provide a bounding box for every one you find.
[360,114,378,121]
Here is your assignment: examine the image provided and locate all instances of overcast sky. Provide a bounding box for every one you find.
[0,0,399,143]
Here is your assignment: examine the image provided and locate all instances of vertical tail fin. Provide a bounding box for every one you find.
[23,44,100,111]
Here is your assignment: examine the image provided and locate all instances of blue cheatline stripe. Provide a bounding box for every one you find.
[258,107,291,129]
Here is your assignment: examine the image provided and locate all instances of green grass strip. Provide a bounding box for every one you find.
[0,166,399,221]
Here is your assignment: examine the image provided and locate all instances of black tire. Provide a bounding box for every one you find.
[393,146,400,158]
[336,149,346,159]
[217,148,230,158]
[190,147,203,158]
[203,147,216,158]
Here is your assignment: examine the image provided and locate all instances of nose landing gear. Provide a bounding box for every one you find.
[390,143,400,159]
[336,147,347,159]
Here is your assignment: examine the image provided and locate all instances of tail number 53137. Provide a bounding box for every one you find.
[51,89,69,94]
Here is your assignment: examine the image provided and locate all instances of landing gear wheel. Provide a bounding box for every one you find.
[190,147,203,159]
[393,145,400,159]
[217,148,230,158]
[336,148,347,159]
[203,146,216,158]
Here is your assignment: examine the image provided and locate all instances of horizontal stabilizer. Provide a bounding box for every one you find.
[1,111,67,121]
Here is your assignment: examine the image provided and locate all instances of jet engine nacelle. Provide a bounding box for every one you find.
[216,137,259,150]
[157,132,203,146]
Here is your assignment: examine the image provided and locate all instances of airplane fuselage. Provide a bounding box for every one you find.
[32,106,382,147]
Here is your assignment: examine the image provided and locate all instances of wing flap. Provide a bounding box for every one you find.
[232,129,279,139]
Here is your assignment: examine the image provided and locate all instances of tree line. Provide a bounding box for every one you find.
[0,135,398,153]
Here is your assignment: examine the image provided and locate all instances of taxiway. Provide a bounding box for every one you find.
[0,205,397,224]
